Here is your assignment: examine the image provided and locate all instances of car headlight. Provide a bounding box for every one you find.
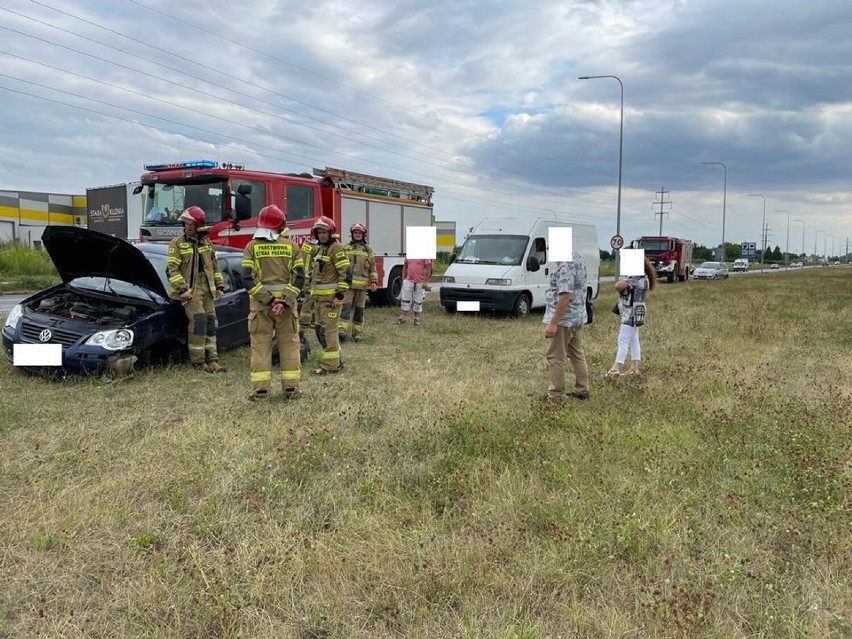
[485,278,512,286]
[3,304,23,330]
[440,276,455,283]
[85,329,134,350]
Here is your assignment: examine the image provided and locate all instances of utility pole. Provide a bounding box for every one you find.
[846,237,850,263]
[763,223,772,262]
[653,187,671,235]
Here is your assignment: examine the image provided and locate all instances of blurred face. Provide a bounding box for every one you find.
[352,230,364,241]
[317,228,330,243]
[183,221,198,239]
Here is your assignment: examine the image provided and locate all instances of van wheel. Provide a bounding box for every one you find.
[512,293,531,318]
[443,304,457,314]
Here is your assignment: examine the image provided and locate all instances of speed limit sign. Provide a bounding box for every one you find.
[610,234,624,250]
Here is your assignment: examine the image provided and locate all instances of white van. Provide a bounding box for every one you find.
[732,258,749,272]
[438,217,600,317]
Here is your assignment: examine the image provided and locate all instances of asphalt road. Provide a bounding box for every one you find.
[0,293,27,316]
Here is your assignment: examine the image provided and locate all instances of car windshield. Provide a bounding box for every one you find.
[456,235,528,265]
[700,262,720,269]
[68,251,169,303]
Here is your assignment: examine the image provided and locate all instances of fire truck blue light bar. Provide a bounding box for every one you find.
[144,160,218,171]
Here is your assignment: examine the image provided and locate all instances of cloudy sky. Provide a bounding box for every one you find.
[1,0,851,255]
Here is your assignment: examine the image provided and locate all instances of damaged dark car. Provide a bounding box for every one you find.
[2,227,251,378]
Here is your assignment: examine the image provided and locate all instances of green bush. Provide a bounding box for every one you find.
[0,242,57,278]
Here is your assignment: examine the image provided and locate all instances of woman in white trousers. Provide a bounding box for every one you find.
[606,257,657,376]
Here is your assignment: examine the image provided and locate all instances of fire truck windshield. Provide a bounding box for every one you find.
[143,181,226,225]
[636,239,671,253]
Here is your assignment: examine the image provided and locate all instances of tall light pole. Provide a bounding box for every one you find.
[817,230,826,262]
[579,74,623,276]
[794,218,806,258]
[701,162,727,262]
[776,210,790,268]
[747,194,766,267]
[807,225,818,263]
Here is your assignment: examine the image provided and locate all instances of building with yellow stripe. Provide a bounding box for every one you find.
[0,190,87,247]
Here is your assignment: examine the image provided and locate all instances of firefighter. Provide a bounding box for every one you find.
[241,204,305,401]
[298,237,319,342]
[166,206,227,373]
[339,221,378,342]
[307,215,350,374]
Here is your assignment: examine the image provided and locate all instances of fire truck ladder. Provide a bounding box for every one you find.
[314,167,434,205]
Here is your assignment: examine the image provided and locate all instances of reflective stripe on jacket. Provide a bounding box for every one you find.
[344,241,378,289]
[166,235,225,300]
[241,237,305,307]
[309,240,351,297]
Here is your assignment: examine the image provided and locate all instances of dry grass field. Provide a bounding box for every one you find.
[1,269,850,638]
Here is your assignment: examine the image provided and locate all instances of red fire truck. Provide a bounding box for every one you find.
[135,161,434,304]
[630,235,694,282]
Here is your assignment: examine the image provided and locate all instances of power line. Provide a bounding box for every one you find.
[0,81,606,222]
[0,9,616,208]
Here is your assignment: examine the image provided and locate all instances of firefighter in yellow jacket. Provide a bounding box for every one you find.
[308,215,350,374]
[298,237,318,340]
[339,221,378,342]
[166,206,227,373]
[241,205,305,401]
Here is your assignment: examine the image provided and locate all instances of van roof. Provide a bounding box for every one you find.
[471,216,594,235]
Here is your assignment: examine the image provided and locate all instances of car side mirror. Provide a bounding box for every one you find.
[527,256,540,272]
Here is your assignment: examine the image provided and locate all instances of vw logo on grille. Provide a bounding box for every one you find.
[38,329,52,343]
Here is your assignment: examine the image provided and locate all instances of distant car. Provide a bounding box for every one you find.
[769,263,780,270]
[789,262,803,269]
[692,261,729,280]
[2,227,252,378]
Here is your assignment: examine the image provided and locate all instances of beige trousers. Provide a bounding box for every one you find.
[545,325,589,397]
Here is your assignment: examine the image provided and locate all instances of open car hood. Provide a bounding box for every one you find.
[42,226,169,298]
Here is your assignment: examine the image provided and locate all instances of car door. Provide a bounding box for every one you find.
[213,256,250,349]
[529,236,548,306]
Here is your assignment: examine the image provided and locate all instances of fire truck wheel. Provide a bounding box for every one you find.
[667,271,675,283]
[384,266,403,306]
[512,293,531,318]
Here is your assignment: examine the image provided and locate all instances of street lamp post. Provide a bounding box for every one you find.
[701,162,727,262]
[776,210,789,268]
[579,74,623,276]
[807,226,818,263]
[817,230,826,262]
[794,218,805,258]
[747,194,766,268]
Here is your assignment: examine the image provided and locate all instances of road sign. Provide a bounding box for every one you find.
[610,234,624,250]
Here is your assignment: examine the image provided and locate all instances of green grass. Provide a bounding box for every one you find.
[0,270,850,637]
[0,242,60,291]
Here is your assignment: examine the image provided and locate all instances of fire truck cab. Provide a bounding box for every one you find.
[631,235,694,283]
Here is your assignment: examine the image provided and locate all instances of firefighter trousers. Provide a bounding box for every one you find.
[311,296,342,370]
[299,295,316,331]
[248,305,300,393]
[339,288,367,337]
[182,287,217,365]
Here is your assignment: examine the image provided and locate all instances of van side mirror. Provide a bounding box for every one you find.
[237,184,252,195]
[527,256,540,272]
[132,185,143,195]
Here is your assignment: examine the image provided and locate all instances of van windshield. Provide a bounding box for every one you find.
[456,235,528,265]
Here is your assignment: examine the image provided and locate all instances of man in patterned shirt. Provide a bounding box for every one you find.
[543,251,589,401]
